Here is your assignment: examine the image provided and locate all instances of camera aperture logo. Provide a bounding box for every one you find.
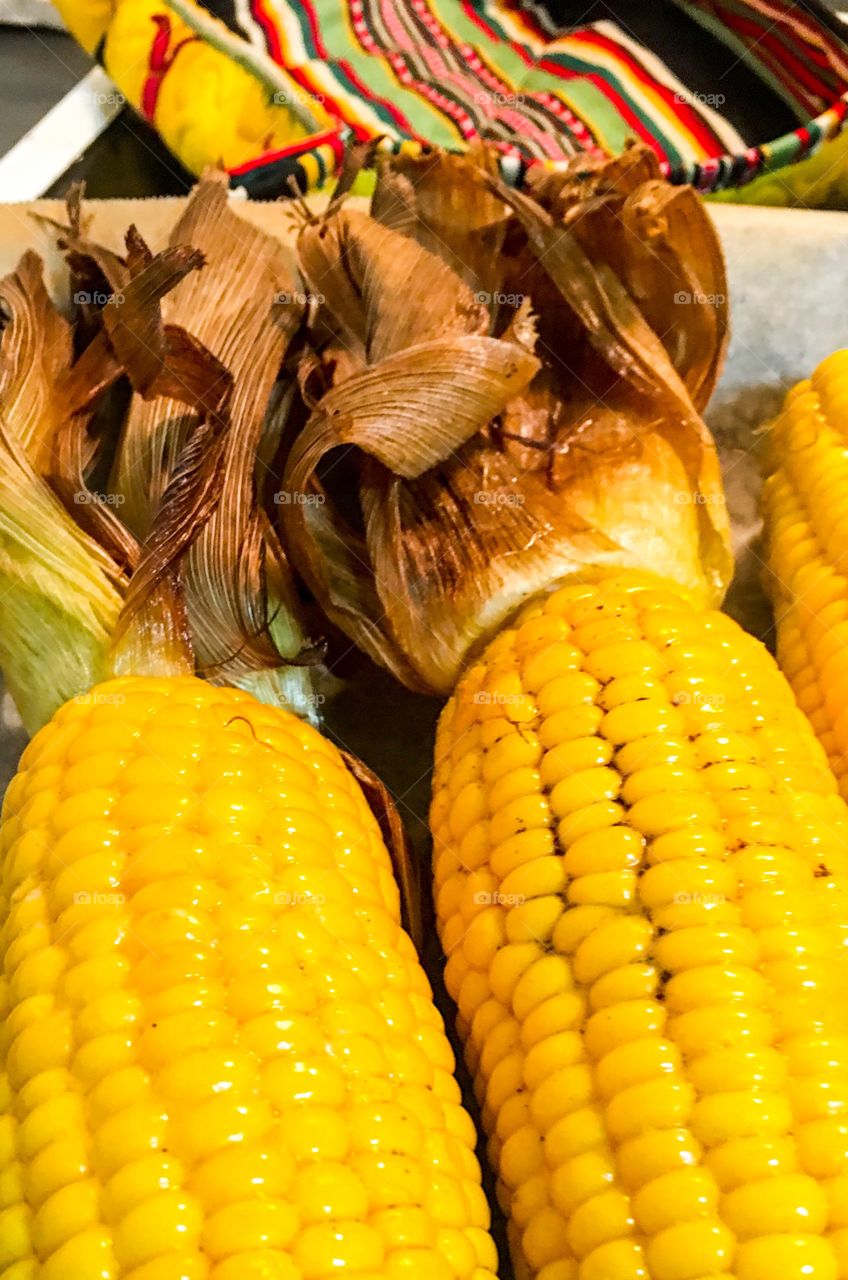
[72,690,126,708]
[673,290,725,306]
[672,689,726,709]
[473,890,526,906]
[274,290,325,306]
[274,890,326,907]
[673,891,725,907]
[74,890,126,906]
[472,690,528,708]
[674,90,725,107]
[473,290,527,307]
[473,489,525,508]
[73,290,125,307]
[273,490,326,507]
[74,490,125,507]
[673,489,722,506]
[272,88,327,106]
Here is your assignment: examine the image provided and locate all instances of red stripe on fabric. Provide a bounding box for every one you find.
[460,0,500,42]
[343,0,430,138]
[536,55,666,158]
[228,126,343,174]
[459,40,596,148]
[337,55,418,136]
[750,38,831,111]
[718,0,848,71]
[296,0,330,61]
[141,16,173,120]
[141,18,198,122]
[569,28,722,154]
[410,0,452,50]
[388,53,479,140]
[497,0,552,44]
[250,0,283,64]
[795,124,814,155]
[719,11,842,101]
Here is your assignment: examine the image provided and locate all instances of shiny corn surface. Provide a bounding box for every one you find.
[0,675,497,1280]
[761,350,848,798]
[431,573,848,1280]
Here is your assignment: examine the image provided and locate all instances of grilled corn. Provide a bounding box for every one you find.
[431,573,848,1279]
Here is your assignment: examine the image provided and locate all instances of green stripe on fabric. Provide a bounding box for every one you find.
[427,0,603,148]
[527,45,687,167]
[514,65,636,154]
[672,0,812,117]
[426,0,534,85]
[288,2,320,62]
[461,0,512,44]
[760,130,802,170]
[439,0,689,167]
[473,0,701,165]
[711,0,843,99]
[297,2,468,147]
[324,58,411,134]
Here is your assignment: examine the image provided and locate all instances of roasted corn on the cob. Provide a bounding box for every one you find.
[0,675,496,1280]
[761,350,848,796]
[277,148,848,1278]
[0,184,499,1279]
[432,572,848,1280]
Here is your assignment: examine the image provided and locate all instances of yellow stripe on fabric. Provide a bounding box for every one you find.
[596,19,745,154]
[263,0,465,148]
[674,1,808,117]
[509,70,629,156]
[546,33,717,161]
[336,0,468,146]
[299,150,321,186]
[428,0,536,87]
[479,1,717,162]
[263,0,310,65]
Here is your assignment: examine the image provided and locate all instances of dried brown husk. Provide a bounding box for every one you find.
[282,146,732,695]
[0,187,421,933]
[60,174,316,695]
[0,245,191,729]
[0,191,317,724]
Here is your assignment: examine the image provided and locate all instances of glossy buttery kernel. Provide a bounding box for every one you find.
[432,573,848,1280]
[761,350,848,800]
[0,675,497,1279]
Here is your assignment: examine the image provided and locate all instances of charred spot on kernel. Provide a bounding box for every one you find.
[816,863,832,877]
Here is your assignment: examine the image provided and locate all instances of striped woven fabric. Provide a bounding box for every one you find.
[52,0,848,194]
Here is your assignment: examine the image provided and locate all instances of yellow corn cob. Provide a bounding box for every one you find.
[431,572,848,1280]
[0,673,497,1280]
[761,350,848,796]
[0,188,503,1279]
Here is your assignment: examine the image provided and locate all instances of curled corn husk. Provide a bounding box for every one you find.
[0,179,318,727]
[281,145,733,695]
[0,181,424,942]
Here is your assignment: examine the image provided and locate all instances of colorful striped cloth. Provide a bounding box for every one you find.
[51,0,848,195]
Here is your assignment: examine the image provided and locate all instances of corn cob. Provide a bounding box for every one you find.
[0,185,499,1278]
[432,571,848,1280]
[276,148,848,1278]
[761,350,848,796]
[0,675,496,1280]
